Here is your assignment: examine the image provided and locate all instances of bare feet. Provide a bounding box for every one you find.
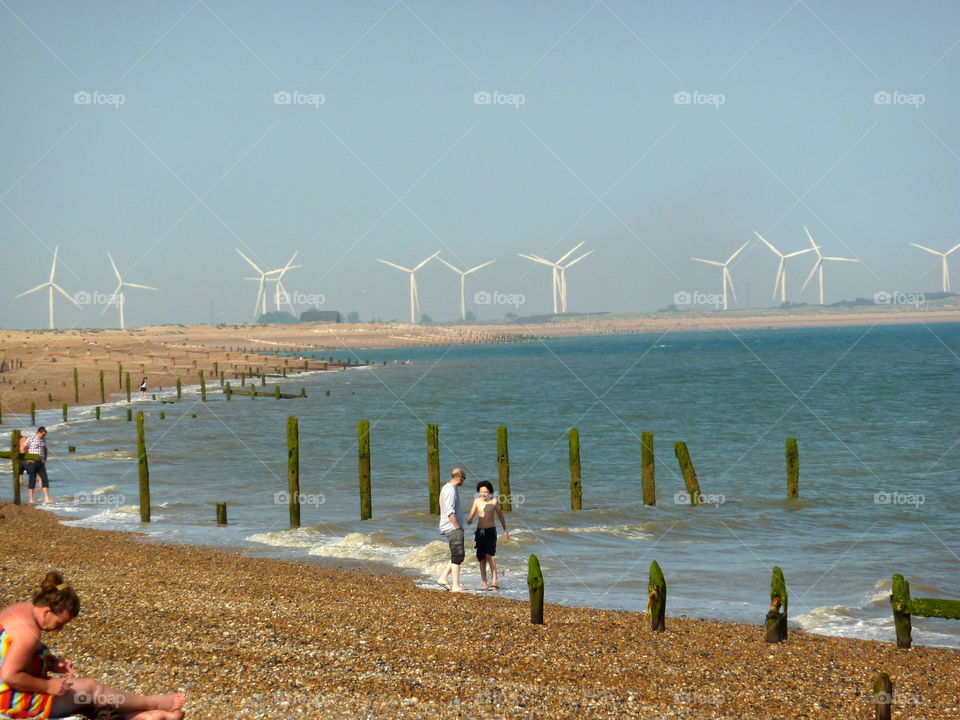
[450,585,465,592]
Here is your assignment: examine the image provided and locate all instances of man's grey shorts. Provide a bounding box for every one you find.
[443,528,465,565]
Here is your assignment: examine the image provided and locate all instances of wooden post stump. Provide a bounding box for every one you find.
[287,416,300,528]
[872,673,892,720]
[10,430,21,505]
[497,426,512,511]
[786,437,799,498]
[126,408,132,422]
[568,428,581,510]
[764,566,788,642]
[674,441,702,506]
[136,411,150,522]
[199,370,206,402]
[358,419,372,520]
[216,502,227,526]
[528,554,544,624]
[125,372,131,403]
[95,406,100,421]
[891,573,912,649]
[62,404,67,422]
[426,424,440,515]
[225,382,232,400]
[99,370,105,404]
[72,367,79,403]
[176,377,182,400]
[30,401,35,426]
[648,560,666,632]
[642,431,656,506]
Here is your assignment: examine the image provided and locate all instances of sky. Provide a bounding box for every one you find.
[1,0,958,328]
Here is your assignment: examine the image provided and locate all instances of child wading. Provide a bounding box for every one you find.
[467,480,509,589]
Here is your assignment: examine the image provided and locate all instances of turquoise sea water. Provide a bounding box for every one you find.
[8,323,960,648]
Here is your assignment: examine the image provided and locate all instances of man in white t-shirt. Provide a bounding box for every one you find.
[437,467,466,591]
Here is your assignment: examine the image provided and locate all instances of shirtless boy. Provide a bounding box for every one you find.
[466,480,509,589]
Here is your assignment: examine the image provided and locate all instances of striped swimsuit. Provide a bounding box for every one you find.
[0,628,53,719]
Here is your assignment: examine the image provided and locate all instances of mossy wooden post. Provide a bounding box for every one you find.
[764,566,788,643]
[527,554,544,624]
[873,673,892,720]
[648,560,666,632]
[674,441,702,506]
[176,377,182,400]
[95,406,100,420]
[287,416,300,528]
[497,426,512,511]
[10,429,21,505]
[225,382,232,401]
[642,431,656,506]
[568,428,581,510]
[99,370,105,404]
[136,411,150,522]
[426,424,440,514]
[62,403,67,422]
[30,401,35,426]
[159,411,165,420]
[786,437,800,498]
[891,573,912,649]
[72,367,79,403]
[126,408,132,422]
[125,372,131,403]
[357,419,372,520]
[249,384,256,400]
[216,502,227,526]
[274,384,281,399]
[117,361,123,389]
[199,370,207,401]
[213,361,218,375]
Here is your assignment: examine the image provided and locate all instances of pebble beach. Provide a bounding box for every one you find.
[0,505,957,719]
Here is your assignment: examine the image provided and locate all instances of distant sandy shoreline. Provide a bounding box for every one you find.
[1,308,958,414]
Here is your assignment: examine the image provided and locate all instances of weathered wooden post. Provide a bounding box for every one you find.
[62,403,67,422]
[199,370,206,401]
[427,424,440,514]
[358,419,372,520]
[225,382,232,400]
[873,673,892,720]
[125,372,131,403]
[126,408,132,422]
[10,429,21,505]
[497,426,512,512]
[99,370,105,404]
[764,566,788,643]
[95,406,100,420]
[299,388,306,398]
[274,384,281,399]
[117,361,123,389]
[30,401,35,426]
[648,560,666,632]
[528,554,544,624]
[786,437,799,498]
[213,361,218,375]
[891,573,912,649]
[136,411,150,522]
[176,377,182,400]
[287,416,300,528]
[67,446,76,453]
[72,367,79,403]
[568,428,581,510]
[642,431,655,506]
[674,442,702,506]
[216,502,227,526]
[159,411,165,420]
[261,372,266,386]
[249,384,256,400]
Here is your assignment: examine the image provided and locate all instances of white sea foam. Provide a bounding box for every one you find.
[541,524,653,541]
[307,533,453,575]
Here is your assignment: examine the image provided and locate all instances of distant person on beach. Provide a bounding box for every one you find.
[24,427,50,505]
[0,571,186,719]
[139,377,148,399]
[467,480,509,590]
[437,467,466,592]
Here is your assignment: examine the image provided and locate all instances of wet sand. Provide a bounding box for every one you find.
[0,505,957,719]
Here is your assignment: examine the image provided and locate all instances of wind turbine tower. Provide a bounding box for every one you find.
[754,231,814,304]
[377,251,441,324]
[16,247,80,329]
[800,227,858,305]
[436,257,495,320]
[103,252,157,330]
[691,241,749,311]
[910,241,960,293]
[518,242,586,314]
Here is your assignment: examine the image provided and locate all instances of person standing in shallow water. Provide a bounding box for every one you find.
[467,480,509,589]
[24,428,50,505]
[0,571,186,719]
[139,378,148,400]
[437,468,466,592]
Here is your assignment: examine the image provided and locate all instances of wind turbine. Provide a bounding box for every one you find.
[754,231,814,304]
[799,227,858,305]
[236,249,271,319]
[691,241,749,311]
[556,249,593,313]
[16,247,80,329]
[436,257,495,320]
[377,251,441,324]
[910,241,960,293]
[265,253,301,313]
[101,252,157,330]
[517,242,585,314]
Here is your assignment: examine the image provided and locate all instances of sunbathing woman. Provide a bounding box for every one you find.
[0,571,186,720]
[466,480,509,589]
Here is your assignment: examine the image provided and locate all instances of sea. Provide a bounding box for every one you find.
[7,323,960,648]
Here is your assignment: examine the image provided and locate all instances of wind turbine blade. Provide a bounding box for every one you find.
[772,260,784,300]
[16,283,48,298]
[726,241,750,265]
[235,249,264,274]
[784,248,814,258]
[804,227,822,256]
[125,283,157,290]
[562,250,593,269]
[754,231,782,257]
[946,242,960,256]
[691,257,723,267]
[556,241,585,265]
[107,252,122,283]
[413,250,441,272]
[100,285,121,316]
[518,253,555,267]
[726,267,738,302]
[800,260,820,291]
[464,260,495,274]
[909,242,941,256]
[49,247,59,282]
[435,256,463,274]
[377,259,412,272]
[822,257,858,263]
[53,283,81,307]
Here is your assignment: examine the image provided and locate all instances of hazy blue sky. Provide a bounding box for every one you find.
[2,1,958,327]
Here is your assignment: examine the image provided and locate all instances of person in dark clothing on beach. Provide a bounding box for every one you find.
[467,480,509,590]
[24,427,50,505]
